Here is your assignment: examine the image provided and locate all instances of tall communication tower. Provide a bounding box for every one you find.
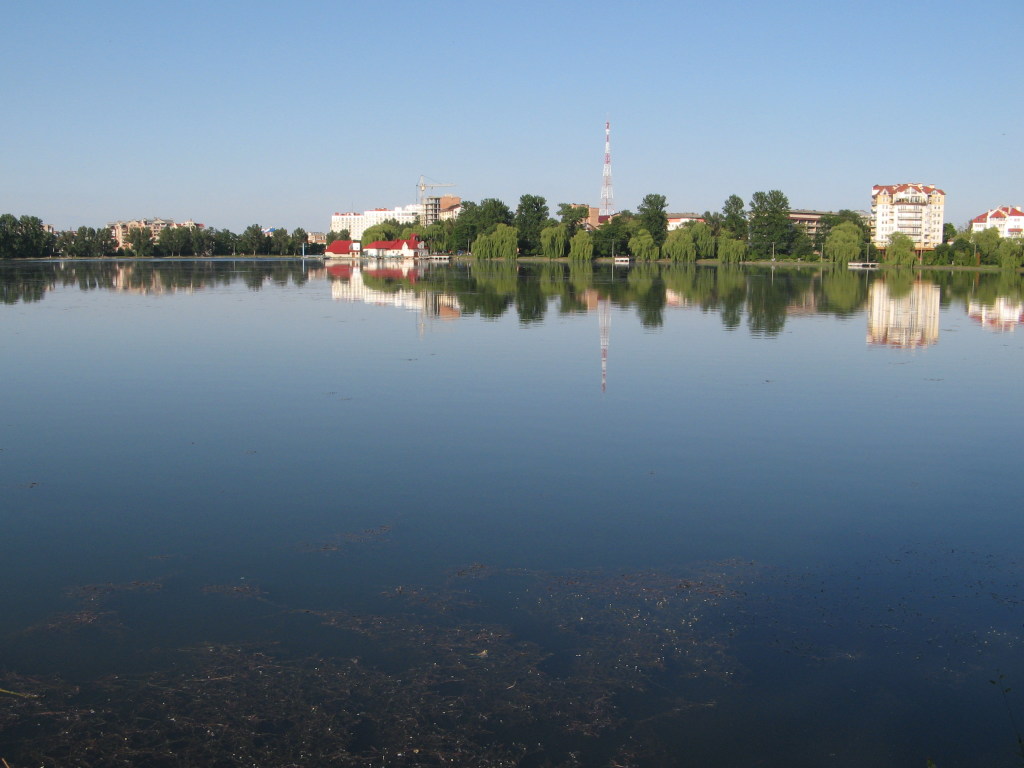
[600,121,615,218]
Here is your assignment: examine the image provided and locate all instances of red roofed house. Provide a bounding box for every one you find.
[970,206,1024,239]
[325,239,360,257]
[361,236,428,258]
[870,183,945,250]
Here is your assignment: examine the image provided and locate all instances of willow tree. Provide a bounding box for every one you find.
[472,232,494,259]
[997,238,1023,270]
[490,223,518,260]
[690,222,716,260]
[717,236,747,264]
[662,227,696,262]
[628,229,658,261]
[540,223,567,260]
[885,232,917,266]
[824,221,862,266]
[567,230,593,261]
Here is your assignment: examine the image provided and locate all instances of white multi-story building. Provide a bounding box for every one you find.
[970,206,1024,239]
[329,204,423,240]
[870,183,945,250]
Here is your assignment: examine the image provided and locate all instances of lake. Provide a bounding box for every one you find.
[2,258,1023,767]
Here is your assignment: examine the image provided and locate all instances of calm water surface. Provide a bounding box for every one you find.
[2,259,1023,766]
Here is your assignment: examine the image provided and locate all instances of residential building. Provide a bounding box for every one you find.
[329,204,423,240]
[325,240,361,257]
[787,210,831,244]
[870,184,945,250]
[970,206,1024,239]
[667,213,703,231]
[361,236,428,259]
[109,218,201,250]
[422,196,462,226]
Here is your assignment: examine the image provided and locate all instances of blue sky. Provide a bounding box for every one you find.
[2,0,1020,233]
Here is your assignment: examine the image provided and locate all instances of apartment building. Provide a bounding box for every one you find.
[970,206,1024,239]
[870,184,945,250]
[329,204,423,240]
[108,218,201,249]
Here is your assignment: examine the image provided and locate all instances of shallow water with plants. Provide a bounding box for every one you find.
[2,259,1023,767]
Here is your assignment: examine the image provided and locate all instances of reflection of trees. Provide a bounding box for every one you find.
[0,260,321,303]
[884,269,915,299]
[821,269,867,316]
[626,264,665,328]
[717,268,746,331]
[745,268,814,337]
[464,261,517,319]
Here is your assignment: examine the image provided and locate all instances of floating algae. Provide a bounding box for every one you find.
[0,562,755,766]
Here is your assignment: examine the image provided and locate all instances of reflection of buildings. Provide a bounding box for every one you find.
[327,261,460,320]
[968,298,1024,332]
[866,279,940,347]
[112,264,196,295]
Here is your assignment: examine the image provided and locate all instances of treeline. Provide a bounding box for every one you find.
[0,214,325,259]
[383,191,1023,270]
[404,191,860,264]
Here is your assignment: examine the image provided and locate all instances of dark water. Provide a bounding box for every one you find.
[2,259,1023,766]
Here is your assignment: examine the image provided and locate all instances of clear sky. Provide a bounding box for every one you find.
[2,0,1020,233]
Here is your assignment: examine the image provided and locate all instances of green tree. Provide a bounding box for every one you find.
[452,201,482,252]
[557,203,590,238]
[701,211,724,237]
[690,221,716,259]
[158,226,191,257]
[490,223,518,259]
[360,218,403,245]
[812,210,870,255]
[514,194,548,256]
[1,215,55,259]
[239,224,265,256]
[540,223,568,260]
[663,227,696,262]
[126,227,156,258]
[824,221,862,266]
[943,222,957,243]
[996,238,1023,270]
[721,195,747,241]
[327,228,351,242]
[270,228,291,255]
[567,229,593,262]
[191,227,214,257]
[972,227,1001,265]
[629,228,658,261]
[478,198,514,234]
[289,228,307,255]
[637,194,669,247]
[212,228,239,255]
[748,190,793,259]
[717,236,747,264]
[591,211,636,257]
[885,232,917,266]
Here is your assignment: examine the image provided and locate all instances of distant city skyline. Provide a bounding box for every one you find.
[2,0,1020,234]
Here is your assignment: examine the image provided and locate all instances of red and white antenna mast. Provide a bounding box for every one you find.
[600,120,615,218]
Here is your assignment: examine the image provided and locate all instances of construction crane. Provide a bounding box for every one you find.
[417,175,455,203]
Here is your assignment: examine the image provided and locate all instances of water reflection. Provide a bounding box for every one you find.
[4,260,1024,347]
[866,275,941,347]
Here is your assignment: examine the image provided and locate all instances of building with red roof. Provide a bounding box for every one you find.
[970,206,1024,239]
[870,183,945,250]
[325,239,360,257]
[361,236,427,258]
